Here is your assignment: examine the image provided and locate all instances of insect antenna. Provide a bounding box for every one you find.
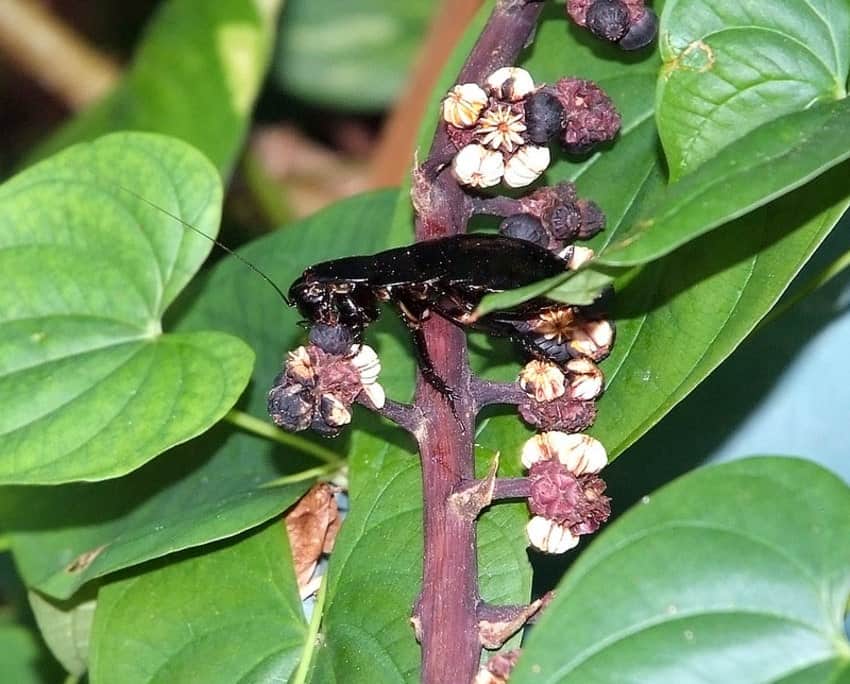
[116,185,292,306]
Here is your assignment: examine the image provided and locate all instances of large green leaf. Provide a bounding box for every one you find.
[89,523,307,684]
[0,429,309,599]
[657,0,850,179]
[29,587,96,677]
[31,0,283,174]
[512,457,850,683]
[601,98,850,266]
[0,620,60,684]
[275,0,434,110]
[0,133,253,484]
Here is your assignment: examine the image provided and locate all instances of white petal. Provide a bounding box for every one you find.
[526,516,579,554]
[350,345,381,384]
[485,67,536,101]
[442,83,488,127]
[555,433,608,475]
[451,144,505,188]
[361,382,386,409]
[503,145,550,188]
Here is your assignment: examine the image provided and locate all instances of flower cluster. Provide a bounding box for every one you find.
[513,305,614,553]
[500,181,606,257]
[522,432,611,553]
[443,67,620,189]
[566,0,658,50]
[267,325,384,437]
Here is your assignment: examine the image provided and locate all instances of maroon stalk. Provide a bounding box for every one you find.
[410,2,545,681]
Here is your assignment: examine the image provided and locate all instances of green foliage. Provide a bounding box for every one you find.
[2,0,850,682]
[31,0,283,175]
[513,457,850,683]
[89,523,306,683]
[0,133,253,484]
[275,0,434,110]
[657,0,850,180]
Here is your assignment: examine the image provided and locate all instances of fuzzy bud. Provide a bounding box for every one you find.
[474,650,521,684]
[500,214,548,247]
[569,318,615,361]
[560,245,596,270]
[320,393,352,428]
[309,324,354,355]
[521,430,605,472]
[519,397,597,433]
[552,78,621,154]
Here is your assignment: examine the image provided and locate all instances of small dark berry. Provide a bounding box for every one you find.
[526,334,574,363]
[618,8,658,50]
[310,414,342,438]
[500,214,548,248]
[576,199,606,239]
[546,202,583,241]
[524,91,564,144]
[586,0,630,42]
[268,384,314,432]
[309,324,354,355]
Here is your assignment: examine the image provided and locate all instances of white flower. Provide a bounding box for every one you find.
[519,360,566,403]
[564,358,604,401]
[442,83,488,128]
[349,344,386,409]
[526,516,579,554]
[451,144,505,188]
[521,431,607,473]
[476,105,527,152]
[485,66,536,101]
[503,145,550,187]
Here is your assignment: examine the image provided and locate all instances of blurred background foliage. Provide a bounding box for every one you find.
[1,0,848,678]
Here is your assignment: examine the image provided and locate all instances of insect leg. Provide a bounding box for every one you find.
[393,290,458,408]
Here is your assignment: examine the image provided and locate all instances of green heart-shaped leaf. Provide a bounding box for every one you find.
[657,0,850,179]
[512,457,850,683]
[0,132,253,484]
[89,523,306,684]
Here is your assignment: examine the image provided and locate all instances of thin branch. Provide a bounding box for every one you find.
[0,0,119,109]
[291,573,329,684]
[224,409,342,465]
[492,476,532,501]
[471,377,528,410]
[470,195,525,217]
[410,2,546,682]
[356,396,424,435]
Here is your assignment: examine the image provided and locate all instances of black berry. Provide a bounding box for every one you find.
[524,91,564,144]
[500,214,548,247]
[309,323,354,355]
[586,0,630,42]
[618,8,658,50]
[577,200,606,239]
[268,384,314,432]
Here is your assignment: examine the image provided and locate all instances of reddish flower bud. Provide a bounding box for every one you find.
[552,78,621,154]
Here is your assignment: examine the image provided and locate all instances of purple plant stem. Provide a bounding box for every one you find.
[410,2,545,682]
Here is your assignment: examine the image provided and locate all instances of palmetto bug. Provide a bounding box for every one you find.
[288,233,585,397]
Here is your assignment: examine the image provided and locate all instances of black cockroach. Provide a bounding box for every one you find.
[123,188,580,400]
[288,234,574,397]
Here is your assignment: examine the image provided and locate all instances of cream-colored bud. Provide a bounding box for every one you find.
[285,346,315,385]
[526,516,579,554]
[360,381,386,410]
[503,145,550,188]
[570,319,615,359]
[320,394,352,427]
[485,66,536,101]
[519,360,566,403]
[521,431,607,473]
[565,358,604,401]
[442,83,488,127]
[451,144,505,188]
[564,245,595,270]
[350,344,381,385]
